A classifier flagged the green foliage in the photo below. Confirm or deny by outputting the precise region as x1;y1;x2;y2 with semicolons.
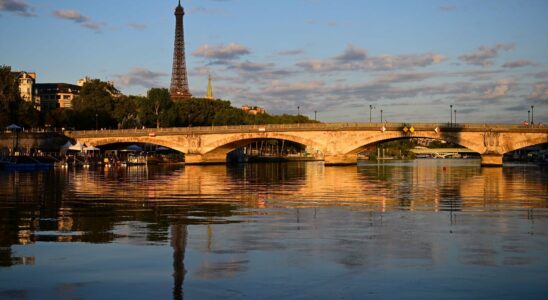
44;109;74;128
1;66;318;129
112;96;142;129
71;79;121;129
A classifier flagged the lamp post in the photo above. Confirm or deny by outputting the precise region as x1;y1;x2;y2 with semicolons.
297;106;300;116
380;109;383;123
314;110;317;121
450;104;453;127
531;105;534;124
454;109;457;125
528;110;531;124
95;113;98;131
369;105;374;123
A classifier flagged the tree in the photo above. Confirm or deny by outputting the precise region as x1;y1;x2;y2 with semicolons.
72;79;119;129
147;88;171;128
112;96;140;128
0;65;42;128
0;65;23;126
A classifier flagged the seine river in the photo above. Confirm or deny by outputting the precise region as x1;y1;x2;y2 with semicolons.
1;160;547;299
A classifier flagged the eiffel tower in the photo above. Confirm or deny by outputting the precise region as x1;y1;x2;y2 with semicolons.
170;0;192;100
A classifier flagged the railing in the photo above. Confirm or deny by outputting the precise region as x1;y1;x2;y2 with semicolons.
66;122;548;138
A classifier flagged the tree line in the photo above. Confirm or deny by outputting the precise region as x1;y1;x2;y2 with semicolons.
1;65;317;130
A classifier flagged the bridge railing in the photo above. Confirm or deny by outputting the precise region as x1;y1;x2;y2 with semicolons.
66;122;547;137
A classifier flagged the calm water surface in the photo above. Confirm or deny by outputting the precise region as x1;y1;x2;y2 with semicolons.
1;160;547;299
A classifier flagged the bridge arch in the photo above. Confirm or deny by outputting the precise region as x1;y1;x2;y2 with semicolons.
200;132;323;157
339;131;483;155
503;134;548;153
75;136;189;154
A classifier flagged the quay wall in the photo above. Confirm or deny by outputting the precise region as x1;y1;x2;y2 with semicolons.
0;132;70;154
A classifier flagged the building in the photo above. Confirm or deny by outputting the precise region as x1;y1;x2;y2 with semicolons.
169;0;192;100
241;105;266;115
76;76;92;87
34;83;81;110
12;71;36;103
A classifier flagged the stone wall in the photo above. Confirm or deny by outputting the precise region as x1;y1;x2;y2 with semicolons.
0;132;70;154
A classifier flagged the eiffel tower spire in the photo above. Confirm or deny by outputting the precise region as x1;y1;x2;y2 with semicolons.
170;0;192;100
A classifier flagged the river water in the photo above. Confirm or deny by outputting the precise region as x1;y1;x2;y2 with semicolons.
1;160;547;299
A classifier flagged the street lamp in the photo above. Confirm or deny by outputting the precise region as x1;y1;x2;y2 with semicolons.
380;109;383;123
369;105;375;123
454;109;457;125
314;110;317;121
528;110;531;124
531;105;534;125
95;113;98;131
450;104;453;127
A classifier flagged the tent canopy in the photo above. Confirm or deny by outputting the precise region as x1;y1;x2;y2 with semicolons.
68;142;84;151
127;144;143;151
84;145;100;152
6;124;22;130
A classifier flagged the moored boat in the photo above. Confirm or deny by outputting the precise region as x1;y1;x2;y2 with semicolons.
0;156;54;170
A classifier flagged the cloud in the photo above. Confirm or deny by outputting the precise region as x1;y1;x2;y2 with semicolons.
297;51;445;73
0;0;34;17
263;80;325;95
528;82;548;100
190;6;225;15
53;9;104;32
481;79;514;99
228;61;274;72
335;44;368;62
533;71;548;79
277;49;304;56
127;22;146;31
114;68;167;88
458;43;515;67
372;72;438;84
192;43;250;60
502;59;533;68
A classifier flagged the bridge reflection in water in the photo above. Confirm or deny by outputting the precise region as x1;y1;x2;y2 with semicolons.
0;161;547;298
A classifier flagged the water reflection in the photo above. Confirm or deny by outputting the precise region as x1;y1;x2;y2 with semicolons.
1;161;547;298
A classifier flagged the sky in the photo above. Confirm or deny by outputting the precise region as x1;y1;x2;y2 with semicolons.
1;0;547;124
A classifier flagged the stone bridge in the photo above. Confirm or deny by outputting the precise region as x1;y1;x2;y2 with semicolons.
65;123;548;166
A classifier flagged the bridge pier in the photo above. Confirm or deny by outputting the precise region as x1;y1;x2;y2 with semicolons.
480;154;503;167
185;154;226;165
324;154;357;166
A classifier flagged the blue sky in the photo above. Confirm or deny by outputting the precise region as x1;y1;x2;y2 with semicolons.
1;0;547;123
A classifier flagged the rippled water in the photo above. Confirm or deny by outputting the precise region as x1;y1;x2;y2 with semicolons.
1;160;547;299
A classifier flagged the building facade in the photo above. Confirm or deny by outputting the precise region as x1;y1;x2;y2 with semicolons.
34;83;81;110
241;105;266;115
12;71;37;103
